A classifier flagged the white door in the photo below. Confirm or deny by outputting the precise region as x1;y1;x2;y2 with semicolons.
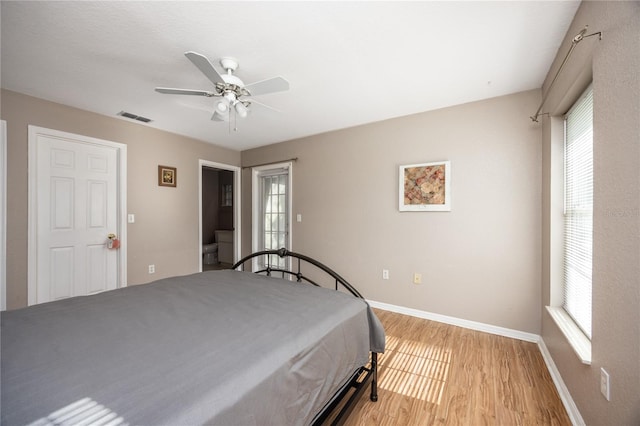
29;126;126;305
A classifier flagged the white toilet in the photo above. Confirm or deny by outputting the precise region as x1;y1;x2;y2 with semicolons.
203;242;219;265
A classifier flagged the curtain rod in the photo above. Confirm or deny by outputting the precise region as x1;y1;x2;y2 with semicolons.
242;157;298;169
530;26;602;122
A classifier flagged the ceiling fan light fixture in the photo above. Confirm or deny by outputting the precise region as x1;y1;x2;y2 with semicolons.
224;91;237;103
216;100;228;113
234;101;248;118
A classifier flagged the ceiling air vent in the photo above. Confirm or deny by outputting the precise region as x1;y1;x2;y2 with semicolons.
117;111;153;123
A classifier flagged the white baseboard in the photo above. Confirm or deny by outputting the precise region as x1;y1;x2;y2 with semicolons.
367;299;539;342
367;299;583;426
537;339;585;426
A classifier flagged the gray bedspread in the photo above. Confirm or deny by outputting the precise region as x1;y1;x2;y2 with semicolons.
1;270;385;425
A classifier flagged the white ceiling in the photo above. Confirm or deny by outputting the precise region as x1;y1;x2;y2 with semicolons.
1;1;580;151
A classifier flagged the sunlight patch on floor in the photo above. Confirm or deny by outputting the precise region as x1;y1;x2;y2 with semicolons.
378;334;451;404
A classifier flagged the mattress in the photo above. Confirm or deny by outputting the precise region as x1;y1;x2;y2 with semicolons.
1;270;384;425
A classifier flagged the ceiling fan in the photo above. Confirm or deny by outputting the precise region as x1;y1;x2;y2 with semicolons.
155;51;289;123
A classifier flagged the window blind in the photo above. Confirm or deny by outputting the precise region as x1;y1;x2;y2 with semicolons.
563;85;593;339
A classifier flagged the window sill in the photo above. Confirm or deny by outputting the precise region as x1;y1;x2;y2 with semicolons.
546;306;591;365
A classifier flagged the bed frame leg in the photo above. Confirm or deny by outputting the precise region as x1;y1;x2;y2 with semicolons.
370;352;378;402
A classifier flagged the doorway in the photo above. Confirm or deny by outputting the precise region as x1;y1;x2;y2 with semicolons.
198;160;241;272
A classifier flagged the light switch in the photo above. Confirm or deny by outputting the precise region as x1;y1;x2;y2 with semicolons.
128;214;135;223
297;214;302;222
600;368;610;401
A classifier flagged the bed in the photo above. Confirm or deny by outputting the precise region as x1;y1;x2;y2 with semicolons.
1;249;385;425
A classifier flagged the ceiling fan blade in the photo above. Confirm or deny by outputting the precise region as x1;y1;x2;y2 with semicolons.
245;76;289;96
211;110;228;122
185;51;225;86
246;98;281;113
155;87;216;97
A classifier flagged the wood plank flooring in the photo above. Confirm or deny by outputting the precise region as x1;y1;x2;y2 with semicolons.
341;309;571;425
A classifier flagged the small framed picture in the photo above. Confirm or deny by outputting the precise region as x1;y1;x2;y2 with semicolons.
399;161;451;211
158;165;177;187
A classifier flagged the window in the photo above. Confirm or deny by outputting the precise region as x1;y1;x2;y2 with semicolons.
221;184;233;207
261;172;288;252
563;85;593;339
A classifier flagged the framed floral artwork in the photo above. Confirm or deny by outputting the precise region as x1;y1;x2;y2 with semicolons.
399;161;451;211
158;165;177;187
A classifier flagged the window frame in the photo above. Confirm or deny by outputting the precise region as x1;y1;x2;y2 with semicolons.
546;84;594;365
251;162;293;272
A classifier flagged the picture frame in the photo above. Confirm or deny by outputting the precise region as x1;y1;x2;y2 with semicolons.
158;165;177;187
399;161;451;211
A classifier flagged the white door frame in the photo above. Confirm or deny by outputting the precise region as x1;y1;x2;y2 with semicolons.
251;161;293;270
198;159;241;271
28;126;127;305
1;121;6;310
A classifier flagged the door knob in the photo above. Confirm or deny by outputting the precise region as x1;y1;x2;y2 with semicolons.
107;233;120;249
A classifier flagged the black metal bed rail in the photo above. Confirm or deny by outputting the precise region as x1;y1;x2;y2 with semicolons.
310;352;379;426
231;248;364;299
231;248;379;424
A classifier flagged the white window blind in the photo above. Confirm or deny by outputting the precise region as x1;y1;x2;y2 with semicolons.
563;85;593;339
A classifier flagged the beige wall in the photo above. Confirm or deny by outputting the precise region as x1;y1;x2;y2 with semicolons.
540;2;640;424
242;90;542;334
1;89;240;309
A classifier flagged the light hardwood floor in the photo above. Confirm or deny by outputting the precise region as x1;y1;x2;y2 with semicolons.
342;309;571;425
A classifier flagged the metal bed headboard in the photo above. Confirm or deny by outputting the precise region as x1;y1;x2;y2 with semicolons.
232;248;379;425
231;248;364;299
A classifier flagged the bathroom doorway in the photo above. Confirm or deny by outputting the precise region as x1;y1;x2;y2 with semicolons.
198;160;241;272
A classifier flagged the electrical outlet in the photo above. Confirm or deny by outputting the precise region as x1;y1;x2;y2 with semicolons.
148;264;155;274
600;368;610;401
382;269;389;280
413;273;422;284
